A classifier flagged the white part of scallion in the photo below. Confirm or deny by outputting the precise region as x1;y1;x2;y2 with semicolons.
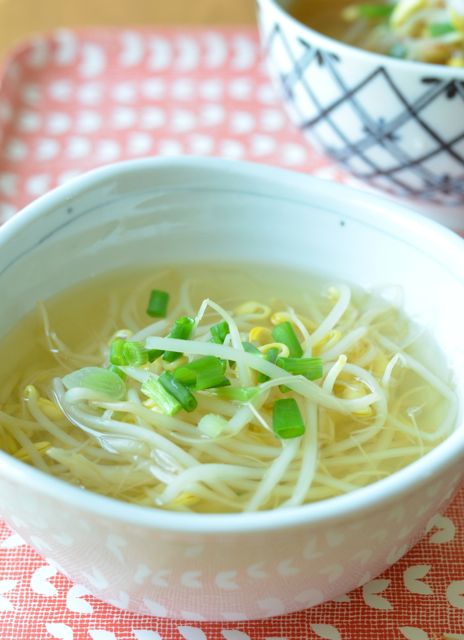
198;414;228;438
62;367;126;400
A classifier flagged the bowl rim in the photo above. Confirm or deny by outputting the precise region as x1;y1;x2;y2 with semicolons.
0;155;463;534
259;0;464;80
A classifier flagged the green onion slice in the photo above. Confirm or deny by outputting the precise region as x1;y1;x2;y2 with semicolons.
210;321;229;344
216;386;259;402
358;3;395;18
159;371;198;412
147;289;170;318
110;339;149;367
276;356;323;380
213;378;232;388
272;398;305;439
258;347;280;383
272;322;303;358
174;356;227;390
141;376;181;415
241;341;262;355
123;341;148;366
429;21;456;37
198;414;228;438
109;365;126;380
109;338;126;366
63;367;126;400
147;349;163;363
163;317;195;363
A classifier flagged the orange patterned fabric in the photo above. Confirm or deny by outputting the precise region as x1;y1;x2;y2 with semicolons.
0;28;463;640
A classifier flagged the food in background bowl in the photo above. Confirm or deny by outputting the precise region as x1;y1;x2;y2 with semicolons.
0;264;456;513
290;0;464;65
257;0;464;210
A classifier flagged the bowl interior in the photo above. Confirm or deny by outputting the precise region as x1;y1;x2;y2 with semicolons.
0;158;463;500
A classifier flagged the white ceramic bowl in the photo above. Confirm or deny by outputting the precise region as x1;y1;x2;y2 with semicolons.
257;0;464;206
0;157;463;621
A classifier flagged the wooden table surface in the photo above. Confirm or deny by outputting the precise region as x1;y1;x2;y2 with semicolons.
0;0;256;59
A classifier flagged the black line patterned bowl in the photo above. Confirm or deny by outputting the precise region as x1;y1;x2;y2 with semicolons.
257;0;464;206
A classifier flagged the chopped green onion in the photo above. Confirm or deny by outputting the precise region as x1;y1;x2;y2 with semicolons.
159;372;198;412
216;386;259;402
272;398;305;439
357;3;395;18
141;376;181;415
146;289;169;318
276;356;323;380
109;338;126;366
123;341;148;366
198;414;228;438
210;321;229;344
110;339;149;366
109;365;126;380
197;374;230;390
163;316;195;363
272;322;303;358
242;341;267;379
258;347;280;383
148;349;163;363
266;347;280;361
429;22;455;37
62;367;126;400
241;341;262;355
174;356;227;390
214;378;231;388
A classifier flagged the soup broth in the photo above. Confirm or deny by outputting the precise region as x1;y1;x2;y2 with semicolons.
289;0;354;41
0;264;456;513
288;0;464;66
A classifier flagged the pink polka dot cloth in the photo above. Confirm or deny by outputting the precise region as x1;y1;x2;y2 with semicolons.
0;27;463;640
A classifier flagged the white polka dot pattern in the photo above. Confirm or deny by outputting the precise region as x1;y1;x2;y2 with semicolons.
0;28;339;226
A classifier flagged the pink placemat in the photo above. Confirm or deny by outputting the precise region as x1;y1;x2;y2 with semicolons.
0;27;463;640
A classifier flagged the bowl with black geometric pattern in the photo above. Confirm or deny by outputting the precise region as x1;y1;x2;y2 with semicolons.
257;0;464;207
